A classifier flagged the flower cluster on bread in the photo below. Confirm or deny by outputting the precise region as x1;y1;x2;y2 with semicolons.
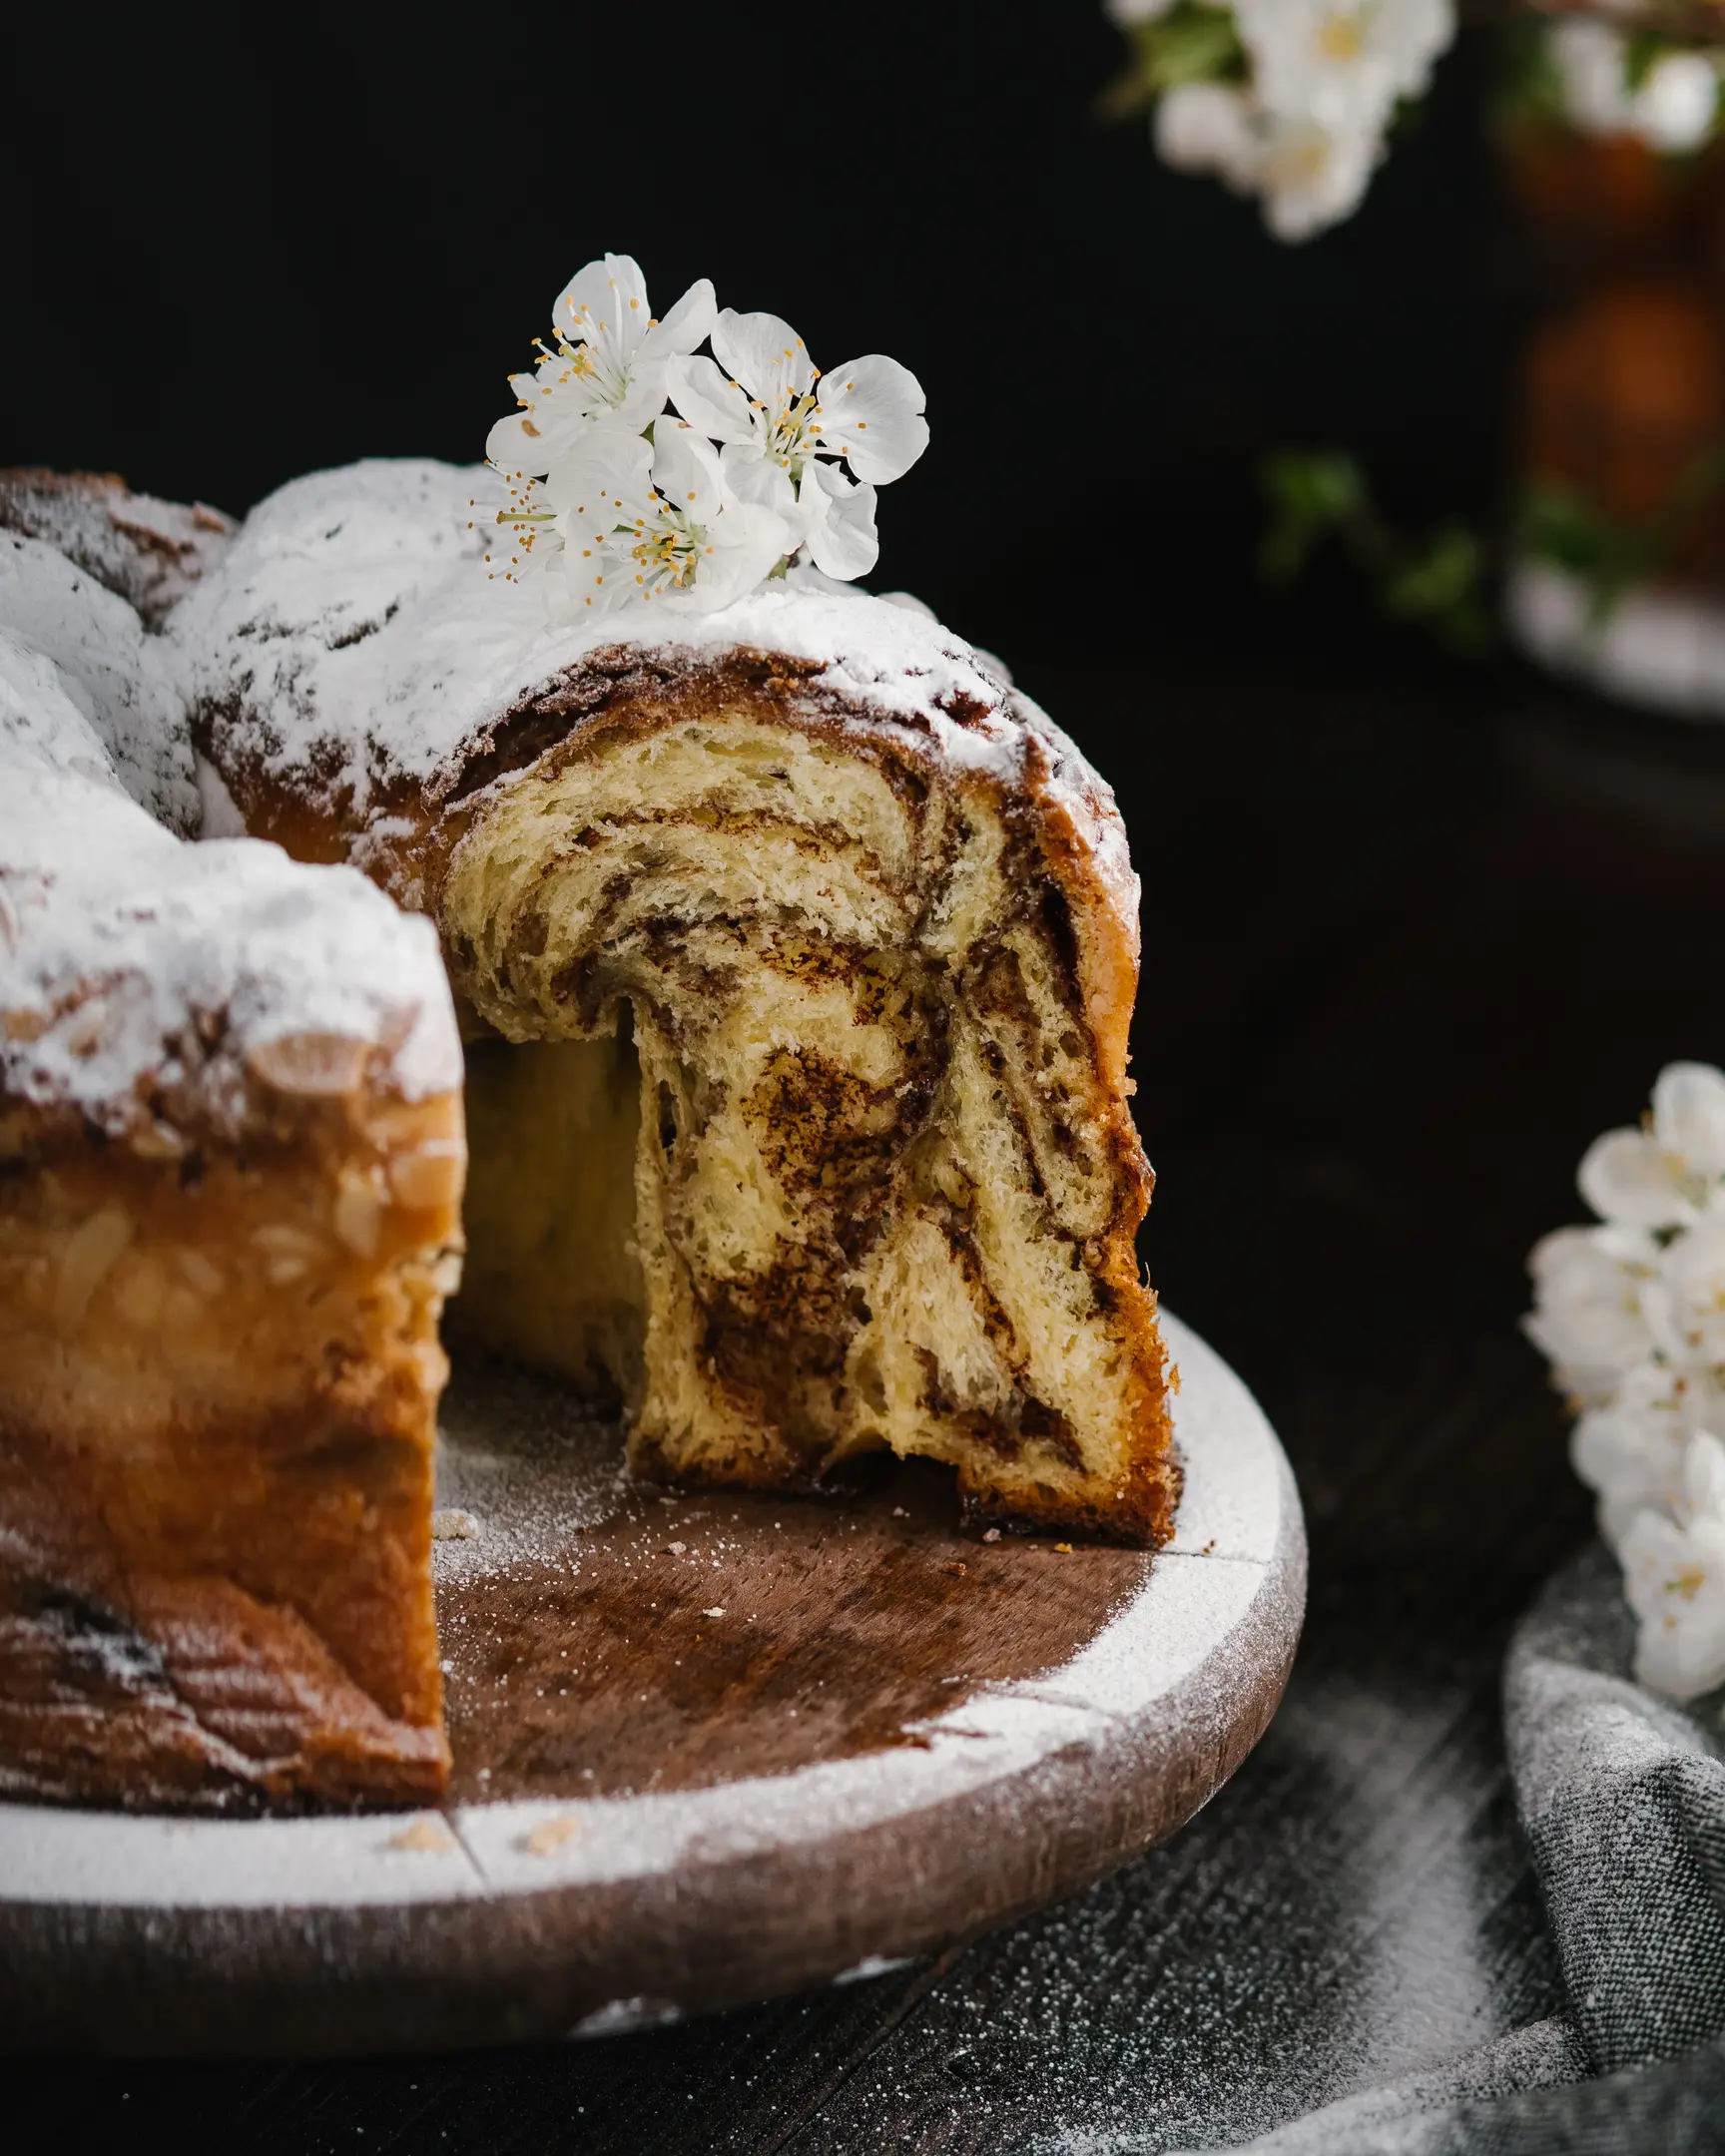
1527;1062;1725;1700
478;254;928;617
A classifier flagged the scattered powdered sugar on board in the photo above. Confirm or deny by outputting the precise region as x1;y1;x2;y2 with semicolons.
431;1359;641;1582
0;1305;1304;2102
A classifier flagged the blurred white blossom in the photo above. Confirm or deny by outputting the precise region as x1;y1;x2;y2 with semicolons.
1156;82;1265;194
1549;20;1722;157
1235;0;1453;136
1578;1061;1725;1229
1525;1223;1660;1407
1256;109;1382;241
1572;1358;1725;1550
1622;1433;1725;1700
1129;0;1457;243
1526;1061;1725;1702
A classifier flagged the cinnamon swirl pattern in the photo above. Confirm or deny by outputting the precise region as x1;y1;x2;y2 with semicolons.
181;462;1177;1544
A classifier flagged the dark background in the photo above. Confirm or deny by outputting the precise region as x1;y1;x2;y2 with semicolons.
5;3;1505;677
14;6;1725;2148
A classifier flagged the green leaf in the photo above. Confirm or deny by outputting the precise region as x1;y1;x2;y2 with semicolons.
1623;31;1674;97
1259;451;1367;581
1099;1;1246;120
1517;443;1725;626
1259;448;1494;653
1385;527;1491;650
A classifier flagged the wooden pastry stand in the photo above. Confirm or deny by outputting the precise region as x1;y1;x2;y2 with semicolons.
0;1313;1302;2055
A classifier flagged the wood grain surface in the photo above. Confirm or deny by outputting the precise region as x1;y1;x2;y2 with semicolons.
0;1314;1301;2056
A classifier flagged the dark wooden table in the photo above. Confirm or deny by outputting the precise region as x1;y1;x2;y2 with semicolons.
17;656;1724;2152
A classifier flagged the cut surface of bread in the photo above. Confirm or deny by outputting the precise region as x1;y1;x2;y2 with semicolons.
0;456;1176;1817
179;461;1179;1546
436;692;1170;1538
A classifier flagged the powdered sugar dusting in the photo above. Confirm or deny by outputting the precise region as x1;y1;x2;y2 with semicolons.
1;531;198;833
0;584;460;1134
0;468;237;631
169;459;1138;930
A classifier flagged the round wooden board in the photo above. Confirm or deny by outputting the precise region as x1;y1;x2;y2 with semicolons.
0;1313;1304;2055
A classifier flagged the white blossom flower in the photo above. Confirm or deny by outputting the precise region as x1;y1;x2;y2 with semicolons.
486;255;716;478
467;465;557;586
1572;1355;1725;1551
1255;109;1383;242
666;307;927;584
1550;20;1722;157
1234;0;1456;137
1578;1061;1725;1230
1154;79;1382;242
1105;0;1178;21
482;256;924;613
1621;1431;1725;1699
542;420;793;618
1644;1212;1725;1371
1525;1222;1662;1407
1155;83;1265;195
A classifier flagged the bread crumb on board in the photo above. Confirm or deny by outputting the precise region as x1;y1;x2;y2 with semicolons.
387;1817;457;1854
525;1814;582;1857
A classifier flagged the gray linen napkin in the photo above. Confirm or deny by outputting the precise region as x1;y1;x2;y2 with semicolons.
1203;1543;1725;2154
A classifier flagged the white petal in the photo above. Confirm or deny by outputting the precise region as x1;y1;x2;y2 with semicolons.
1256;111;1380;243
545;426;653;532
813;354;929;486
1635;53;1720;156
640;277;718;362
666;355;760;447
1685;1432;1725;1520
712;309;817;403
1653;1063;1725;1180
721;443;800;525
568;252;652;360
1578;1128;1693;1229
1572;1389;1681;1512
1155;83;1263;193
607;365;674;431
663;501;791;615
800;463;878;582
1659;1215;1725;1365
552;255;643;343
1635;1608;1725;1701
650;423;724;523
486;412;553;477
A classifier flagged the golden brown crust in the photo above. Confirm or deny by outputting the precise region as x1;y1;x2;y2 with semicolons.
0;1070;463;1811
